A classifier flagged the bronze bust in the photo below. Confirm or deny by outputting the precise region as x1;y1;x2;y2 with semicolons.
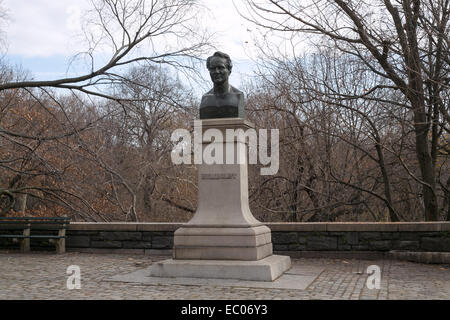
199;52;245;119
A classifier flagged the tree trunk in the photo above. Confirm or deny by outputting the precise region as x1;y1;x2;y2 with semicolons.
13;193;27;214
412;103;438;220
374;143;399;221
404;1;439;220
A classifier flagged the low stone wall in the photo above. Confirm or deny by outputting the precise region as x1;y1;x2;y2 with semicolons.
1;222;449;257
269;222;450;252
66;223;177;254
67;222;450;254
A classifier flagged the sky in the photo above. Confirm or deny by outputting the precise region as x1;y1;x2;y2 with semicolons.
1;0;259;91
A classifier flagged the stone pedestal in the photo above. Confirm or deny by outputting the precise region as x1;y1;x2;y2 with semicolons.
151;118;291;281
151;255;292;282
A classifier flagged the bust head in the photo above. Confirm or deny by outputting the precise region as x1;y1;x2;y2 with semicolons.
206;51;232;87
206;51;233;72
199;51;245;119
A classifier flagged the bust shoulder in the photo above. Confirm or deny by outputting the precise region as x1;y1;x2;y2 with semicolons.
199;85;245;119
203;86;244;97
229;85;244;96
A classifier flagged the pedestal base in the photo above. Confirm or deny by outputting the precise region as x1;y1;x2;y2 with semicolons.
150;255;291;282
173;225;273;260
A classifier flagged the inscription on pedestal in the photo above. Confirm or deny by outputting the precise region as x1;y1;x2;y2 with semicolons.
201;173;237;180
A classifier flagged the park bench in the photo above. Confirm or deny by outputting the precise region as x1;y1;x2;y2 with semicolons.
0;217;70;254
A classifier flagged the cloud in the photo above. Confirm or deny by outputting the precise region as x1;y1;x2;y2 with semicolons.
3;0;256;58
2;0;258;88
3;0;89;57
204;0;255;60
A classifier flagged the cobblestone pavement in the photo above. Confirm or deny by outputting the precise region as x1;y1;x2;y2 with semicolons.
0;252;449;300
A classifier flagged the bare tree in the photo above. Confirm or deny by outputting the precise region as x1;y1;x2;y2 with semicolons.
78;65;197;221
0;0;211;219
242;0;449;220
244;53;406;222
0;0;210;97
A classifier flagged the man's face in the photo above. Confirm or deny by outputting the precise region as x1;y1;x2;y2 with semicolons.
208;57;230;85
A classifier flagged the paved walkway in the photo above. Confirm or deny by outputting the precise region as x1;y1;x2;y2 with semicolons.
0;252;449;300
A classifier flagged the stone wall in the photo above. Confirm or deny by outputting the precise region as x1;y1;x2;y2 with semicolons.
1;222;449;256
268;222;450;253
66;223;176;253
61;222;450;254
